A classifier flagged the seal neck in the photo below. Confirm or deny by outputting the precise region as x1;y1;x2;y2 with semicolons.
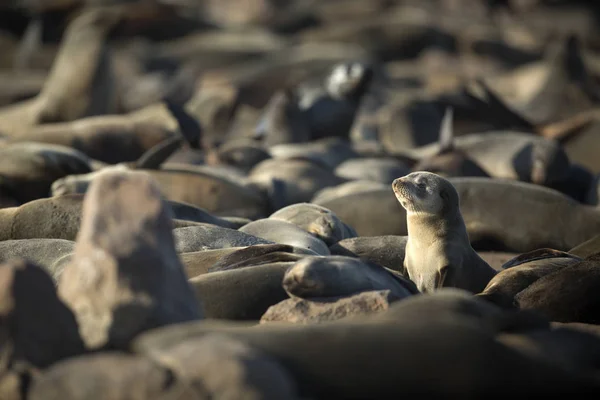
406;211;469;245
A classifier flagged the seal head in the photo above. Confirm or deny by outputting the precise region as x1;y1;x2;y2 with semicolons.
392;171;458;217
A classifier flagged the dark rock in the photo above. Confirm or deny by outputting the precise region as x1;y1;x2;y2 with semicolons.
261;290;402;324
57;169;201;350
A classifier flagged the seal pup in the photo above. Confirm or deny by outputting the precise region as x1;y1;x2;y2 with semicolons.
269;202;356;246
392;172;496;293
318;177;600;252
282;256;417;299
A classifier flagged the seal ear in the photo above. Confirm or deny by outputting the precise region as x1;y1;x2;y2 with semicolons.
439;188;449;201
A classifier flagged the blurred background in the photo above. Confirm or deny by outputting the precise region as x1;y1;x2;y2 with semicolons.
1;0;600;173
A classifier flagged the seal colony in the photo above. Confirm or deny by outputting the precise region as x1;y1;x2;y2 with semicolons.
2;1;600;399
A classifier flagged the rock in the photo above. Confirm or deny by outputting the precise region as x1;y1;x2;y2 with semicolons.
0;259;84;400
146;334;299;399
260;290;402;324
57;169;201;350
28;352;187;400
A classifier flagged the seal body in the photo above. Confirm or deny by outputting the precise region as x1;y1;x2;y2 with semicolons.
392;171;496;293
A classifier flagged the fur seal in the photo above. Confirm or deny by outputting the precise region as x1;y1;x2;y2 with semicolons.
239;219;330;256
329;235;408;273
282;255;417;299
180;244;305;279
513;252;600;324
393;132;570;186
133;291;600;398
477;249;583;309
9;102;180;164
269;202;356;246
0;7;121;137
249;157;346;208
311;179;387;204
314;183;406;237
208;140;270;174
334;157;410;183
393;172;496;293
53;165;269;220
0;238;74;281
0;142;92;203
172;224;274;253
478;251;522;271
410;107;489;178
253;88;311;146
189;262;294;320
0;193;229;241
269;137;359;170
317;177;600;252
569;234;600;259
301;62;374;140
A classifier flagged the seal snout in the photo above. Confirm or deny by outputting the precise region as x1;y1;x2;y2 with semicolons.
392;177;414;206
282;262;325;298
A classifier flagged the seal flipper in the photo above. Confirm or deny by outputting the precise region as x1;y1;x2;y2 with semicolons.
134;136;184;170
136;99;204;169
436;265;450;289
164;99;203;149
437;107;454;155
467;79;536;132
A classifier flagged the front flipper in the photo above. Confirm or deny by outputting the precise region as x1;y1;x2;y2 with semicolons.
436;264;451;288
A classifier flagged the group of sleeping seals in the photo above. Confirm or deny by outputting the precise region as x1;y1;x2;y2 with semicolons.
4;1;600;398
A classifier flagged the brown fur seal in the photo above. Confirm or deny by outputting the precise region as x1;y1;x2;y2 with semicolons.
0;193;224;241
282;255;417;299
477;249;583;309
392;171;496;293
0;142;92;203
8;102;179;164
0;7;121;137
132;290;600;398
513;252;600;324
